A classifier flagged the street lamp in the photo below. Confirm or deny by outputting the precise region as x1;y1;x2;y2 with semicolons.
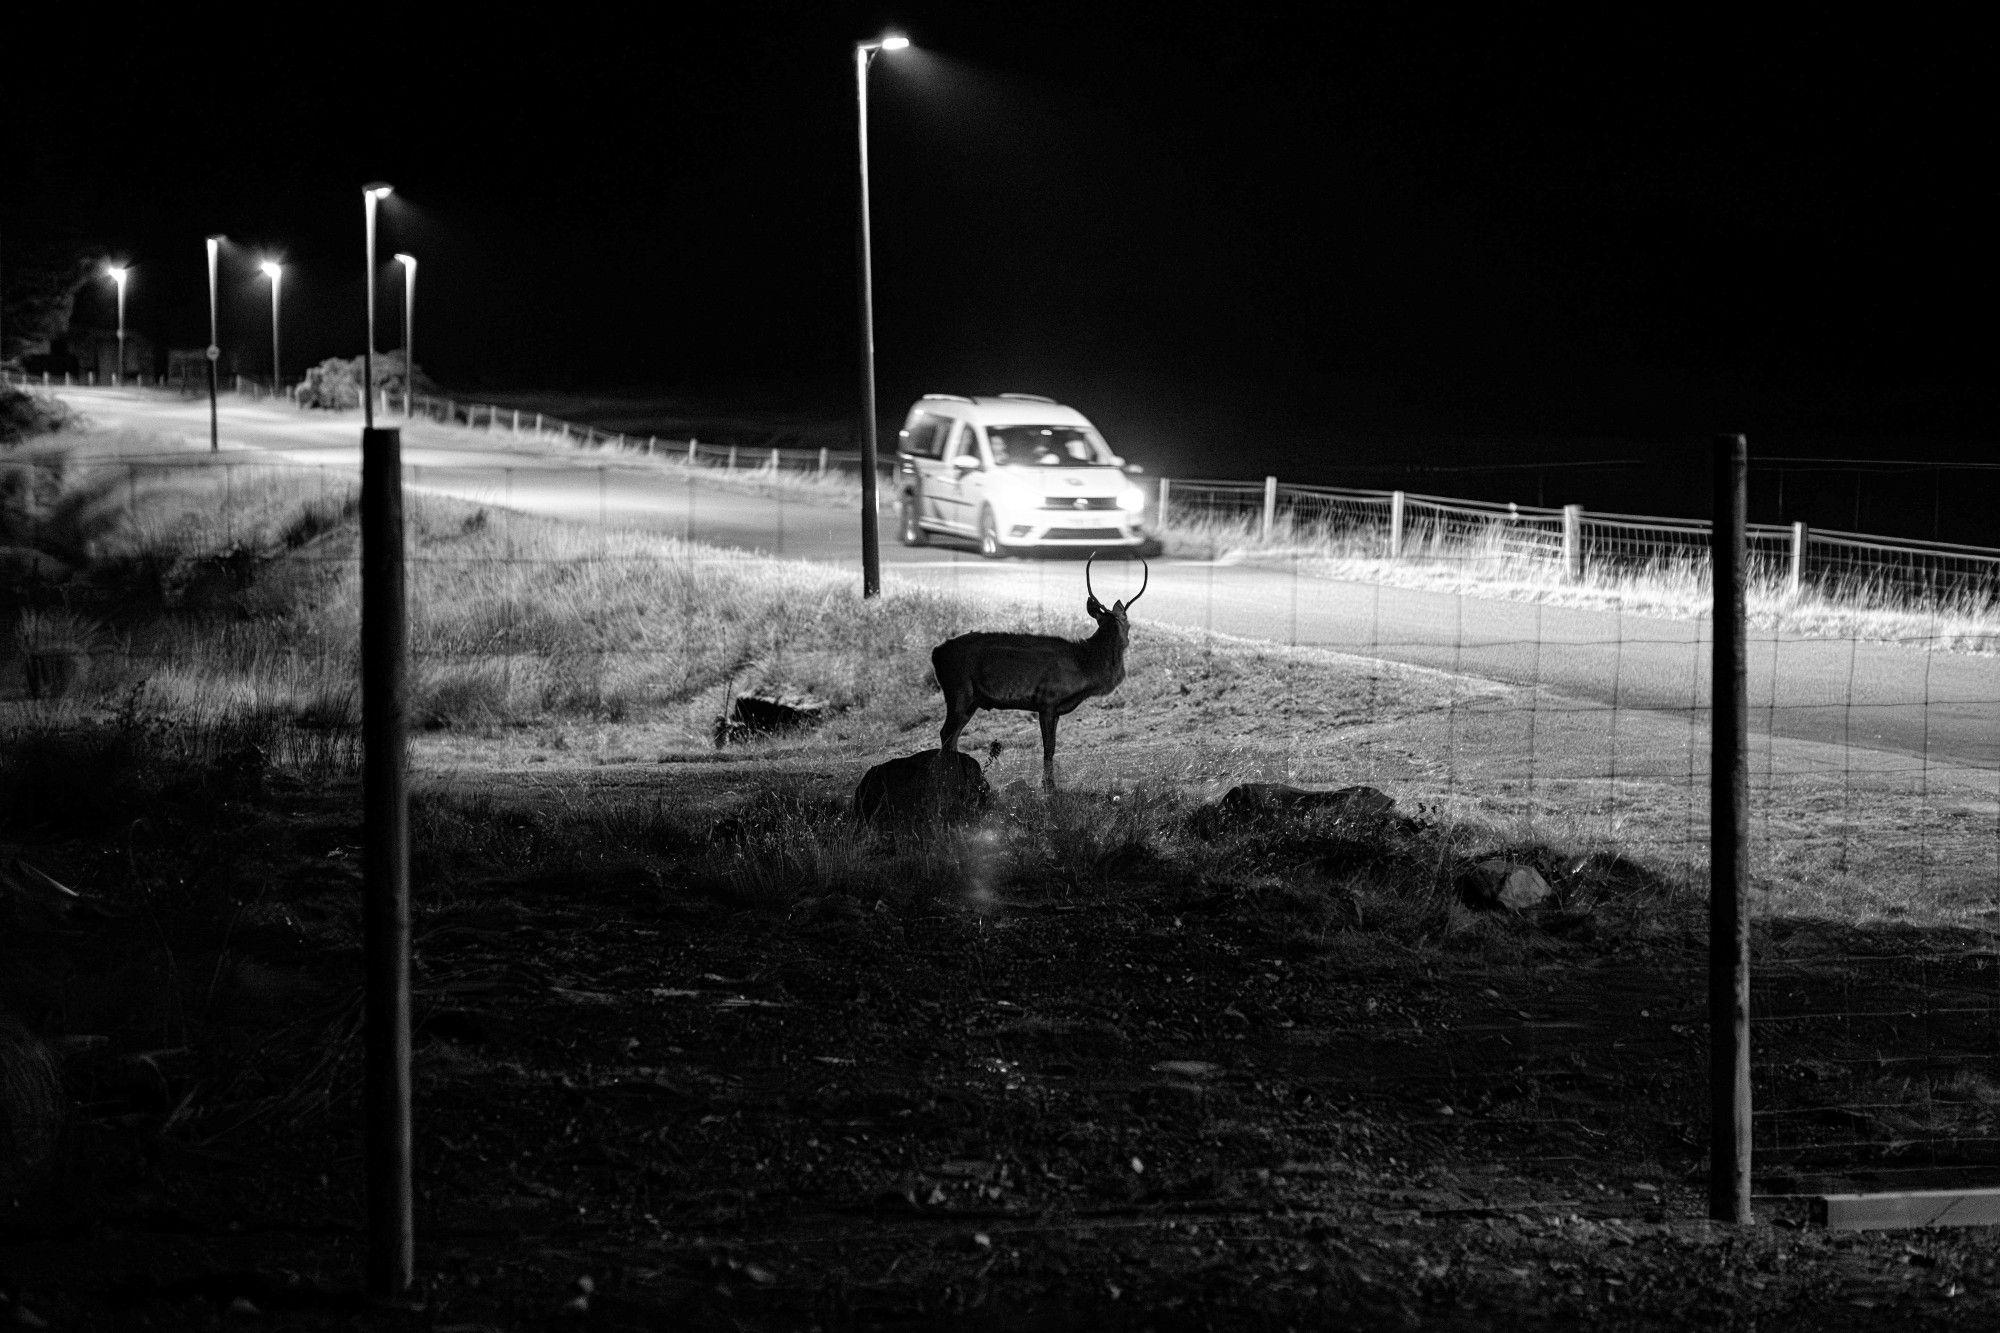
394;253;416;417
105;265;129;385
854;30;910;598
363;183;393;428
205;235;223;451
260;261;283;399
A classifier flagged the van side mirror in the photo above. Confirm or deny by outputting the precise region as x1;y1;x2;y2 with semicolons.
950;454;981;472
1124;463;1145;474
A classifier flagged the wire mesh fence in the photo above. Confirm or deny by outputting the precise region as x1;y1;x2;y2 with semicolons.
3;390;1998;1204
1165;476;2000;614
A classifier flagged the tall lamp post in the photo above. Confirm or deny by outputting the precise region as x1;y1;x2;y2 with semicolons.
363;183;393;427
394;253;416;417
259;261;283;398
106;265;129;384
853;31;909;599
204;236;223;451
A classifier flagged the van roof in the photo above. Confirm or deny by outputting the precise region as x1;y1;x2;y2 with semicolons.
916;394;1096;428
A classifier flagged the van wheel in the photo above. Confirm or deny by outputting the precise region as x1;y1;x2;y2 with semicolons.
899;494;927;547
978;506;1011;559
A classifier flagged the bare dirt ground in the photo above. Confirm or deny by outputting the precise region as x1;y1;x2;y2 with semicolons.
6;642;1999;1330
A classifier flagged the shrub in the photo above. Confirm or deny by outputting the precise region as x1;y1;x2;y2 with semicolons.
295;357;361;411
294;351;436;411
0;387;75;444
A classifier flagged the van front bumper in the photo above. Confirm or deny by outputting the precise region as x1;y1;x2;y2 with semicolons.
1002;518;1147;548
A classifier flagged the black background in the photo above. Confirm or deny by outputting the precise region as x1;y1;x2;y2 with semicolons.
4;4;1992;526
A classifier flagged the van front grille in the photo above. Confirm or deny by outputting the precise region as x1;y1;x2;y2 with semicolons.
1040;526;1127;540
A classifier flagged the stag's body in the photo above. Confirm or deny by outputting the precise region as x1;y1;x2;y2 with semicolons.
932;555;1145;791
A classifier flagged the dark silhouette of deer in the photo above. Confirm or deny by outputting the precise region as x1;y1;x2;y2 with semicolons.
932;553;1148;791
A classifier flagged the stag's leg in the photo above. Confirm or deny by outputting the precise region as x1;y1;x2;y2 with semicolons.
940;696;976;756
1038;713;1063;790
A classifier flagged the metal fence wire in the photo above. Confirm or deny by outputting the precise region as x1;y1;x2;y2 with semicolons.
3;382;1998;1204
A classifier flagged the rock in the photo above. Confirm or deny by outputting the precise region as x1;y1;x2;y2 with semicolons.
853;749;990;826
713;687;830;747
1216;783;1396;827
1458;858;1554;912
0;1012;61;1191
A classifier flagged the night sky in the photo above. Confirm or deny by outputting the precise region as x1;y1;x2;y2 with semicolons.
5;5;1993;492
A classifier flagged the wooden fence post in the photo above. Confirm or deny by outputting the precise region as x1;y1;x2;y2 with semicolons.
359;423;412;1294
1562;504;1584;583
818;447;829;476
769;447;781;473
1709;432;1752;1226
1261;475;1278;542
1157;477;1172;527
727;445;738;473
1788;521;1807;597
1389;490;1406;559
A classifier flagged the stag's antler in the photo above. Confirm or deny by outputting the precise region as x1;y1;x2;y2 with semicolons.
1086;551;1148;607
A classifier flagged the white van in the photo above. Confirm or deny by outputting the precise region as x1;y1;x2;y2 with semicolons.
894;394;1148;557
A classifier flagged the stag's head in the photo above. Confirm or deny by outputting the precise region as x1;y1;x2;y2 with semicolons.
1084;552;1148;646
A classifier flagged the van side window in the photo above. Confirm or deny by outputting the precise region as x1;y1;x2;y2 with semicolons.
946;421;978;464
898;412;949;459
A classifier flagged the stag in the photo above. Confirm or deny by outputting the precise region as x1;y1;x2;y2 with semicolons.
932;553;1148;791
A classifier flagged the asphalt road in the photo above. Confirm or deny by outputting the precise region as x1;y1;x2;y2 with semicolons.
46;386;2000;773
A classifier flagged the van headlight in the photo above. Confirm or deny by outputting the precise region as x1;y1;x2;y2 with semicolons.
1117;486;1147;513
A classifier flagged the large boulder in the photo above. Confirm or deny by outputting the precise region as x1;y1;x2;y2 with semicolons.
1217;783;1396;828
1457;858;1554;912
854;749;990;826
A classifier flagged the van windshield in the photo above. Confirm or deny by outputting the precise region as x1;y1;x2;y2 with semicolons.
987;425;1113;468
